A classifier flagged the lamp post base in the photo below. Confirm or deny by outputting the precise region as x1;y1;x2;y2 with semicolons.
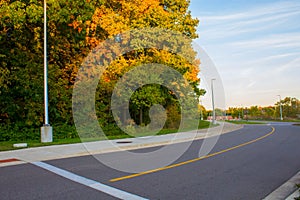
41;125;53;143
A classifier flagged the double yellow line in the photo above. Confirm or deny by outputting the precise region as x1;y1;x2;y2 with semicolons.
110;126;276;182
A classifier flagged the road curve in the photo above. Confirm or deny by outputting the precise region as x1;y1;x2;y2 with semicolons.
0;123;300;199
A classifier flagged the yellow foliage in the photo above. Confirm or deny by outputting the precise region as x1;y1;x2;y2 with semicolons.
82;0;201;94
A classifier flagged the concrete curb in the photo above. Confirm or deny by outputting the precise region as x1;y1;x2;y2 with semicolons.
286;189;300;200
263;171;300;200
0;122;243;166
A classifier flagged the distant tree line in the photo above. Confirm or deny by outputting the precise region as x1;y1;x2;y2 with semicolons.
206;97;300;121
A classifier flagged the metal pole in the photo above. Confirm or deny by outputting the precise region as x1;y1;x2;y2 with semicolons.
278;95;283;121
211;79;216;124
44;0;49;125
41;0;52;143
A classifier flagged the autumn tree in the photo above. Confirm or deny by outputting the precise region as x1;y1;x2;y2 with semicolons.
0;0;203;141
83;0;202;127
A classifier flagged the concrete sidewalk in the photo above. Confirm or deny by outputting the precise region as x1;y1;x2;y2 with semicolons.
0;122;242;166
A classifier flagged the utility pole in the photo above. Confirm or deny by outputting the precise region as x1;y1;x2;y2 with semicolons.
41;0;52;143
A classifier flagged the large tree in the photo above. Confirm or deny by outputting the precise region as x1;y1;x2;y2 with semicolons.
83;0;201;127
0;0;202;139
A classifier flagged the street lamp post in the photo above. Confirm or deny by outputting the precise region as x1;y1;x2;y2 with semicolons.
41;0;53;143
211;79;216;124
277;95;283;121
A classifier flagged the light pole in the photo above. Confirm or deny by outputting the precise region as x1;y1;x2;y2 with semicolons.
41;0;53;143
277;95;283;121
211;79;216;124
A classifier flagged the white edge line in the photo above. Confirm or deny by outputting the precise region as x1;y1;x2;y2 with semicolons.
32;161;148;200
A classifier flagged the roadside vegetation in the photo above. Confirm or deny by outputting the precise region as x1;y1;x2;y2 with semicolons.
225;120;266;125
224;97;300;121
1;0;298;151
0;0;207;147
203;97;300;123
0;120;212;151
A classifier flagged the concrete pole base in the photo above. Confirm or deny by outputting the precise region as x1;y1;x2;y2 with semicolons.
41;125;53;143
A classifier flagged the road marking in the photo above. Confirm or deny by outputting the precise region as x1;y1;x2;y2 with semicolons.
110;126;276;182
32;161;148;200
0;158;20;163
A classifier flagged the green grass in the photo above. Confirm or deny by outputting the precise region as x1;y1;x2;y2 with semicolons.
257;119;300;122
0;120;213;151
225;120;266;125
295;184;300;200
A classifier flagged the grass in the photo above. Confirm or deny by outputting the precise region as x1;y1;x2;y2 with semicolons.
225;120;266;125
256;119;300;123
0;120;213;152
295;184;300;200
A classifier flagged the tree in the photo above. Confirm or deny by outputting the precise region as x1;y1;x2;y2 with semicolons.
0;0;103;138
275;97;300;119
227;107;240;119
84;0;201;128
198;104;208;120
0;0;202;140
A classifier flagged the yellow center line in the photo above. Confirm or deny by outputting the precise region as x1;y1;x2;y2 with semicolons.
110;126;276;182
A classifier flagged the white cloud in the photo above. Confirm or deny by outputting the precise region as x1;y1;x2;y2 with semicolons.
197;1;300;41
193;1;300;108
198;1;300;23
275;57;300;72
231;33;300;50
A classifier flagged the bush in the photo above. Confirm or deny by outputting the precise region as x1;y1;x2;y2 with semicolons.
0;123;78;142
0;123;39;141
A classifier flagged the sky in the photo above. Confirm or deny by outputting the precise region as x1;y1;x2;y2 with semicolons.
189;0;300;109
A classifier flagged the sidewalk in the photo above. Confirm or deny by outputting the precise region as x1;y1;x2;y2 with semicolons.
0;122;242;166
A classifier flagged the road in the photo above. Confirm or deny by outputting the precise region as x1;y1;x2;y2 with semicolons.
1;123;300;199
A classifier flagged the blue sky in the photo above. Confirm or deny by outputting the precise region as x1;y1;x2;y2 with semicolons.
189;0;300;109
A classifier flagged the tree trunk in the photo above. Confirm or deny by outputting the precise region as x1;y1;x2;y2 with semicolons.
139;109;143;125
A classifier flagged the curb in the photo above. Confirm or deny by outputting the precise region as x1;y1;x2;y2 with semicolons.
263;171;300;200
286;189;300;200
0;158;26;167
0;122;243;165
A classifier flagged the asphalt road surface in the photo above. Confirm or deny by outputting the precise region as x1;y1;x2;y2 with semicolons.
1;123;300;199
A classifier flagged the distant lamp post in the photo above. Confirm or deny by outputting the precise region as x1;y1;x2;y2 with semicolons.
41;0;53;143
211;79;216;124
277;95;283;121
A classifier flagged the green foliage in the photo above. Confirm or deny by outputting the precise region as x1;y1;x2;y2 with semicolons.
225;120;266;125
275;97;300;119
0;0;202;142
225;97;300;120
